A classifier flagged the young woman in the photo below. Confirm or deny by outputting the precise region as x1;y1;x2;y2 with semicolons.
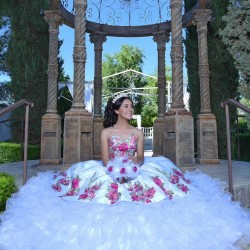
0;94;250;250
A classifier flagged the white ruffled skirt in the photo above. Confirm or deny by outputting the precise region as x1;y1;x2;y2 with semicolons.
0;156;250;250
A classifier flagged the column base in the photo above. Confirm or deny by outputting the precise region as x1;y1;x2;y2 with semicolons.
39;158;62;164
164;111;194;167
152;117;164;157
196;158;220;164
40;113;61;165
93;117;104;160
63;109;93;166
197;113;219;164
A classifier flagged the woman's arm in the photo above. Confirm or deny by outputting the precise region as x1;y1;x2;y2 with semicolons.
130;129;144;165
101;129;110;167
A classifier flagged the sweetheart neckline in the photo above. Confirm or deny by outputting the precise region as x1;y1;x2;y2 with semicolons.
110;134;135;141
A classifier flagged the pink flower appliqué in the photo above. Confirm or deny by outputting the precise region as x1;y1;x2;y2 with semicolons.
153;176;163;187
170;174;180;184
52;182;62;192
72;177;80;189
108;166;113;172
106;182;120;204
173;168;191;184
79;184;101;201
63;176;81;197
177;183;189;193
120;167;126;174
59;178;70;185
118;142;129;152
152;176;174;200
133;166;138;172
128;182;156;204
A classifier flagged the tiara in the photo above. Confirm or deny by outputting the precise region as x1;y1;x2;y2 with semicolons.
112;93;128;103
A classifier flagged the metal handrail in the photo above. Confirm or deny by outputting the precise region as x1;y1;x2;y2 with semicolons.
220;99;250;196
0;99;34;184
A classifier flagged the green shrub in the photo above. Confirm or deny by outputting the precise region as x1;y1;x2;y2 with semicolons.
0;173;18;212
0;143;21;163
0;142;40;164
232;134;250;162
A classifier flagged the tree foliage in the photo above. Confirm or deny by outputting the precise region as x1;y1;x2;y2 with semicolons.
1;0;50;143
184;0;239;158
0;0;67;143
219;0;250;80
102;45;146;115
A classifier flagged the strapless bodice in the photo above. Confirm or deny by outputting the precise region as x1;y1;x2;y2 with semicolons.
108;134;137;159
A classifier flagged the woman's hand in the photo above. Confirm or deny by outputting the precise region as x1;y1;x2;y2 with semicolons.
129;156;143;166
116;177;130;184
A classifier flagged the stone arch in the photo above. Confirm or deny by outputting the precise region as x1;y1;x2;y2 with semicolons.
40;0;219;167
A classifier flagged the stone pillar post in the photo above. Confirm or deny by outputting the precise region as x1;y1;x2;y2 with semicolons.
152;32;170;156
170;0;185;110
162;0;194;166
63;0;93;166
192;9;219;164
90;32;107;159
40;11;63;164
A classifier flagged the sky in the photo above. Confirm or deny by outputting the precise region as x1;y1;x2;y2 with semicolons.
59;24;186;82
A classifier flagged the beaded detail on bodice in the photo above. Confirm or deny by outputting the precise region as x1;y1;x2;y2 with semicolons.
108;135;137;160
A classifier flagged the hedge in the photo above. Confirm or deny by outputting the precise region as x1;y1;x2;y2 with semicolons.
0;172;18;212
233;134;250;162
0;142;40;164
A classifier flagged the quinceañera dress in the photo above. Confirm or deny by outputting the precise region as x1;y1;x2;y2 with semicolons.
1;135;250;250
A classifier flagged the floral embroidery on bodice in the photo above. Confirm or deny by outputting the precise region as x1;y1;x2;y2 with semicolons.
108;134;137;160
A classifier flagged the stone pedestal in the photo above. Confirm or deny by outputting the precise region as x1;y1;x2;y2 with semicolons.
164;111;194;167
93;117;103;160
152;117;165;156
63;110;93;166
197;114;219;164
40;114;62;164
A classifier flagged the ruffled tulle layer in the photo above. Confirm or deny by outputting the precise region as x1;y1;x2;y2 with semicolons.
1;169;250;250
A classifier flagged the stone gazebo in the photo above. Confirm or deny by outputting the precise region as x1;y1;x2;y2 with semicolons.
40;0;219;167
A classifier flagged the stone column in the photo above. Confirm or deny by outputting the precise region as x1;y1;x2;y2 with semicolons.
163;0;194;166
192;9;219;164
40;11;63;164
152;32;170;156
63;0;93;166
90;32;107;159
170;0;185;110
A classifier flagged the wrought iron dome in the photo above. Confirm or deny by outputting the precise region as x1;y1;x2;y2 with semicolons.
49;0;209;37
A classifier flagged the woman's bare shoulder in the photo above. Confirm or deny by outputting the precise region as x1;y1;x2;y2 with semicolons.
101;127;113;137
131;127;144;138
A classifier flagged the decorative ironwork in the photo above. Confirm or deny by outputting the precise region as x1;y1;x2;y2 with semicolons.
60;0;185;26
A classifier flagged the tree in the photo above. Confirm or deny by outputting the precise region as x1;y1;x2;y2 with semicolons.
184;0;239;158
219;0;250;81
102;44;146;115
1;0;67;144
140;67;171;127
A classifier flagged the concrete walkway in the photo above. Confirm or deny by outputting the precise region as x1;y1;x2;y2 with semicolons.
1;154;250;207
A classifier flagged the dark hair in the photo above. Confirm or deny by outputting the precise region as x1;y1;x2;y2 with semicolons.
103;96;133;128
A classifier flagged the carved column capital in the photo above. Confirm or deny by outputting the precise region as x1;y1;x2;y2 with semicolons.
153;32;170;50
170;45;184;62
90;33;107;49
192;9;212;32
73;46;87;62
170;0;182;8
44;10;63;31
